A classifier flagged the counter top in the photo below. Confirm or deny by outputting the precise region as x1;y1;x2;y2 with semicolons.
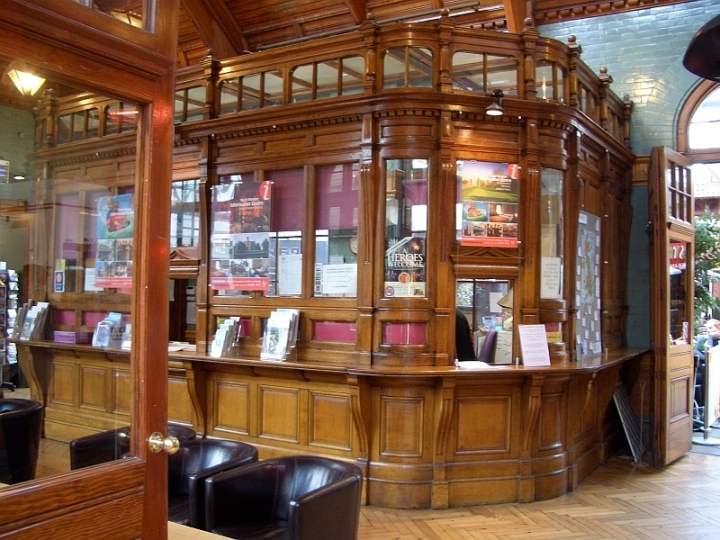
15;340;647;377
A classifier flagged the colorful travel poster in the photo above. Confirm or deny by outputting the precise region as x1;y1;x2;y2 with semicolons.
210;181;272;292
458;161;520;248
95;194;134;289
384;236;426;297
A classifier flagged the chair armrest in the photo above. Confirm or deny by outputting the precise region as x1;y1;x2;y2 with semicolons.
288;475;361;540
187;453;257;528
204;461;284;531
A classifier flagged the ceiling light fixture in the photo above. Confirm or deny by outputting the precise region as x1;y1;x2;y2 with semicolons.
7;68;46;97
485;90;504;117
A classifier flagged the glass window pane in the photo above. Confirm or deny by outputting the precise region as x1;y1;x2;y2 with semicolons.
119;103;138;133
669;241;690;344
73;0;145;28
241;74;261;111
220;78;240;115
384;159;427;298
174;90;185;122
104;104;119;134
185;86;207;122
57;114;71;143
316;62;338;100
383;48;406;89
689;87;720;149
408;47;433;88
540;169;564;299
341;56;364;96
87;108;99;138
291;64;314;103
556;67;565;103
536;61;553;101
455;279;513;363
452;51;484;92
170;180;200;249
314;164;359;298
486;55;518;96
262;71;284;108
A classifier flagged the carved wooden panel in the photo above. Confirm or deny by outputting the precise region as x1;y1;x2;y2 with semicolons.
379;396;424;458
50;359;76;406
455;396;511;454
670;376;691;421
79;366;106;412
539;392;566;452
168;375;194;425
309;393;352;451
258;385;301;443
211;378;250;436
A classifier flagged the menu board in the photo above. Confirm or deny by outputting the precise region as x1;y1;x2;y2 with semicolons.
384;236;426;297
210;181;272;292
458;161;520;248
95;194;134;289
575;211;602;359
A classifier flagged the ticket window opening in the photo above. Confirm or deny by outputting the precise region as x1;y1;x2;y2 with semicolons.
455;279;513;364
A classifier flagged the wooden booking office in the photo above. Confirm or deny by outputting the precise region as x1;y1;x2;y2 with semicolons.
9;16;680;510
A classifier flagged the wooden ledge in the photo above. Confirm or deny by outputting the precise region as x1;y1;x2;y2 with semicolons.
15;340;646;378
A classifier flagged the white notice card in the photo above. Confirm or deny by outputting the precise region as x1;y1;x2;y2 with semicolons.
518;324;551;366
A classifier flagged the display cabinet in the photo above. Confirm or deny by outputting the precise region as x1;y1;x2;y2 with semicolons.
17;17;645;509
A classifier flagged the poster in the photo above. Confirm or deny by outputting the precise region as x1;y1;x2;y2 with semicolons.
458;161;520;248
95;194;134;289
210;181;272;293
384;236;426;297
575;211;602;359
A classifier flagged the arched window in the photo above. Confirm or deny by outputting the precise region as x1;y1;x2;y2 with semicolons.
677;80;720;216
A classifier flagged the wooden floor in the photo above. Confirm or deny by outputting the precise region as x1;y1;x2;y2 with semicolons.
27;438;720;539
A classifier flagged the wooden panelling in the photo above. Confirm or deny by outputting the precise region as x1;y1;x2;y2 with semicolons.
669;376;691;421
168;375;195;426
79;366;106;411
538;393;565;452
210;378;250;436
258;385;301;443
455;396;511;454
50;359;76;406
112;368;131;415
379;396;424;458
309;393;352;451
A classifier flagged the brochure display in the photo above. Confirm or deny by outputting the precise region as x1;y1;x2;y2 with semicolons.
261;309;299;361
458;160;521;248
94;194;134;289
210;181;273;293
384;236;426;297
575;211;602;359
0;264;19;383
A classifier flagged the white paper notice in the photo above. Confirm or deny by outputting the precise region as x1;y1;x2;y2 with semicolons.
321;264;357;296
278;254;302;296
494;330;513;364
84;268;103;292
541;256;562;299
519;324;551;366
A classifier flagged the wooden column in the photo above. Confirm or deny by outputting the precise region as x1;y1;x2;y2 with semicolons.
566;35;582;108
565;129;581;361
195;136;212;353
519;117;541;330
522;18;538;100
200;54;220;119
438;11;453;94
623;94;633;149
598;66;613;131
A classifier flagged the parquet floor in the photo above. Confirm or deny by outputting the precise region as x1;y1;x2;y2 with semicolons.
358;454;720;540
26;437;720;539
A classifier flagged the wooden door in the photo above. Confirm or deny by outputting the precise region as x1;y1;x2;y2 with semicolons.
649;147;695;466
0;1;177;538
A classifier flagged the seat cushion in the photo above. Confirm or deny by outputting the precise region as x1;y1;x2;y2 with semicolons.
167;496;190;525
212;521;290;540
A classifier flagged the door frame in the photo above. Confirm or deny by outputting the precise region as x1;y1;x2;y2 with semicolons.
649;146;695;466
0;1;177;538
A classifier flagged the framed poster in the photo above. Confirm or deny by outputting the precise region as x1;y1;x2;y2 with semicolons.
575;211;602;359
458;160;521;248
94;194;134;289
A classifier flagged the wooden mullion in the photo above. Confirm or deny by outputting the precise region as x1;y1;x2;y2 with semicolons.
303;164;315;300
483;53;488;94
405;46;410;87
552;63;558;101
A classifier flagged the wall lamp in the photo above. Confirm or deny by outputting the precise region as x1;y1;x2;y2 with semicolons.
5;65;46;97
485;90;504;117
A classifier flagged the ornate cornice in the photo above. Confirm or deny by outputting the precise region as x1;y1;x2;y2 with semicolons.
47;146;136;167
535;0;692;25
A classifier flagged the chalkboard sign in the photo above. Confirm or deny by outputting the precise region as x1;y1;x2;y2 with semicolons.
613;384;643;462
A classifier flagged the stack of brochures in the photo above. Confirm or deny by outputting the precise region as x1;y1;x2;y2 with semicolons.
16;301;50;341
210;317;245;358
260;309;299;361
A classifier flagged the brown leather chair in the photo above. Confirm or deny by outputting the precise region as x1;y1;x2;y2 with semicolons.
0;398;43;484
168;438;258;528
69;423;197;470
204;456;362;539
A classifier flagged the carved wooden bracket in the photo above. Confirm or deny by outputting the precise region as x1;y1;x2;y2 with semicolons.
523;374;544;453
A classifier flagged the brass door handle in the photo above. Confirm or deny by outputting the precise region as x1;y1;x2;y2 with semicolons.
147;432;180;455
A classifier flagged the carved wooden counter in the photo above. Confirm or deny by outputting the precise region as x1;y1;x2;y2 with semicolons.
16;340;645;509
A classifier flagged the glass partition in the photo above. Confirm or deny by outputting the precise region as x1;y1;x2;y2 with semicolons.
73;0;147;29
314;164;359;298
452;52;518;96
384;47;433;89
384;159;428;298
170;180;200;249
540;169;564;299
669;241;691;345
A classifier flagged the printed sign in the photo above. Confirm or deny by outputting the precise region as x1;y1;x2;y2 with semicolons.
95;194;134;289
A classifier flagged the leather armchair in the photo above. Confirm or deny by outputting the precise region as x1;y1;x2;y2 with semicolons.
69;423;196;470
0;398;43;484
205;456;362;540
168;438;258;528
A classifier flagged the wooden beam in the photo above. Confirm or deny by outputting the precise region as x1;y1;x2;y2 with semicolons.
181;0;249;58
503;0;528;32
345;0;366;24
